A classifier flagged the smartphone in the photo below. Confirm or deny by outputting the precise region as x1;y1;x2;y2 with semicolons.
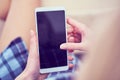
35;7;68;73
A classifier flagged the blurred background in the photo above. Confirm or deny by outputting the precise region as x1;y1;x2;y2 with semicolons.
41;0;120;27
0;0;119;36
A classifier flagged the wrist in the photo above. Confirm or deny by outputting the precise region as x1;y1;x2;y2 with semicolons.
15;71;31;80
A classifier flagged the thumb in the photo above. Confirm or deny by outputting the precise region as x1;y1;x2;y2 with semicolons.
60;43;85;51
25;30;39;72
15;30;40;80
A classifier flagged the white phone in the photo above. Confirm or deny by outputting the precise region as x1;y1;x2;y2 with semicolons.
35;7;69;73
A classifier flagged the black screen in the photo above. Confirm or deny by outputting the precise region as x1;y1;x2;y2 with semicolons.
36;10;67;69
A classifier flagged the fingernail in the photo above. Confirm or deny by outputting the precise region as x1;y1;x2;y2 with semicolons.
60;44;66;49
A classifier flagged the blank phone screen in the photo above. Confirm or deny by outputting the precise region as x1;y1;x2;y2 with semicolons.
36;10;67;69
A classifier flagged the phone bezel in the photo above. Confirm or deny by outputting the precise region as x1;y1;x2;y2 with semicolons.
35;7;69;74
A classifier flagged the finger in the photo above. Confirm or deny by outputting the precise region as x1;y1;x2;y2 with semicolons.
68;36;75;42
68;55;74;61
67;33;72;41
74;38;81;43
15;30;39;80
67;17;87;35
67;17;87;30
74;34;81;42
38;74;48;80
60;43;85;51
67;25;73;34
69;63;74;69
26;30;39;72
68;49;74;53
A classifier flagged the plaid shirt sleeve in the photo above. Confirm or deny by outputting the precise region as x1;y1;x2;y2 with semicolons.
0;37;81;80
0;37;28;80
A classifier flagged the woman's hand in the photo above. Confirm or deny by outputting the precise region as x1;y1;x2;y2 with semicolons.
15;30;74;80
60;18;92;52
15;30;48;80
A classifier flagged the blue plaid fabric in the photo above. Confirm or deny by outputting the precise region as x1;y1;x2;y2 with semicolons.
0;37;80;80
0;37;28;80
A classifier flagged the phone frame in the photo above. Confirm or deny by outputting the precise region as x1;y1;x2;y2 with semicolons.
35;7;69;73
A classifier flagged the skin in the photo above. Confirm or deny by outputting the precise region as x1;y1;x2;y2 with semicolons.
0;0;11;20
60;18;92;54
0;0;40;52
